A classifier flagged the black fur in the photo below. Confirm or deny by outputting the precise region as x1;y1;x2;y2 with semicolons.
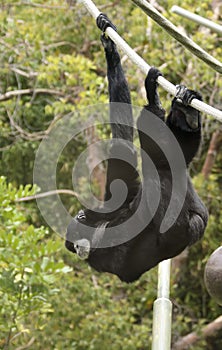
65;15;208;283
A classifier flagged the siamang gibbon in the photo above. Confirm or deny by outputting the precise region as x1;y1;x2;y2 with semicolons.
65;14;208;283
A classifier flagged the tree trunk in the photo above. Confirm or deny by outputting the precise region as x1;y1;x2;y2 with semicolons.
201;129;222;179
85;126;106;200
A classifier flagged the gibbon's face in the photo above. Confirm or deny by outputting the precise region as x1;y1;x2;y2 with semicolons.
65;209;109;260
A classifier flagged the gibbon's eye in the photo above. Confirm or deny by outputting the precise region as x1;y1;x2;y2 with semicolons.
77;210;86;221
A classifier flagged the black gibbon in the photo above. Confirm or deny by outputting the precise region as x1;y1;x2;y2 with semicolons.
65;14;208;282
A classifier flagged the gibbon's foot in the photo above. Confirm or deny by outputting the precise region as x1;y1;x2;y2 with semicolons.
145;67;162;92
96;13;117;32
175;85;202;106
144;67;165;115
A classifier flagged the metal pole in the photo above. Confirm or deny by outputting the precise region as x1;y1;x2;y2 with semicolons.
152;259;172;350
171;6;222;35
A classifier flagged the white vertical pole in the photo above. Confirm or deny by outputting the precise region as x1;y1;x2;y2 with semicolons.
152;259;172;350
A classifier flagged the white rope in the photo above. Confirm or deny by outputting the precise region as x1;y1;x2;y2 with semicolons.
132;0;222;74
80;0;222;122
171;6;222;35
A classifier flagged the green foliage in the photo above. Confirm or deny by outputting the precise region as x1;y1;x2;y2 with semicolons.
38;53;107;113
32;253;157;350
0;177;71;348
0;173;158;349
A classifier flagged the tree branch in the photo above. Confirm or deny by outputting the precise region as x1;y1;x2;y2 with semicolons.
15;189;79;202
0;39;20;55
15;337;35;350
43;41;76;51
202;128;222;179
6;1;68;10
0;88;65;102
6;109;46;141
10;67;38;78
131;0;222;74
172;316;222;350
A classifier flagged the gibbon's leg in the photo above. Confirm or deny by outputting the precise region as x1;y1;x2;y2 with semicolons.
137;67;167;177
166;87;202;166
